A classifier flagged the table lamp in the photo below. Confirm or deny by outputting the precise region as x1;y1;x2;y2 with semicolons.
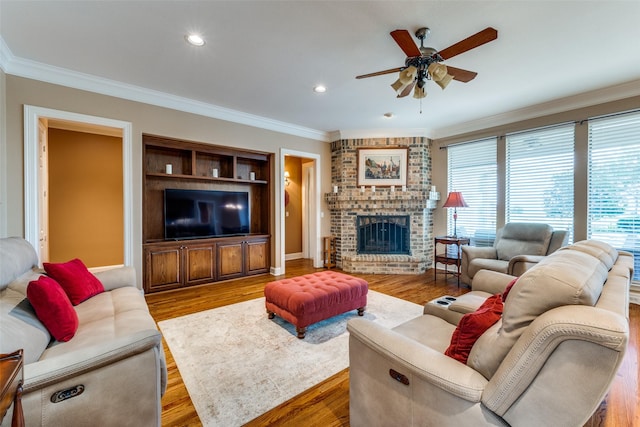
442;191;468;237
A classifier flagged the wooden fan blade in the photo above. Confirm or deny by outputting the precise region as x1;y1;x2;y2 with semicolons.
446;66;478;83
438;27;498;60
356;67;404;79
390;29;421;57
397;80;416;98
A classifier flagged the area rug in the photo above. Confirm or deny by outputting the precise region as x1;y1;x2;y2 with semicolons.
158;290;423;426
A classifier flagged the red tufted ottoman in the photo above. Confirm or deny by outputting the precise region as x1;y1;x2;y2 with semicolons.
264;271;368;338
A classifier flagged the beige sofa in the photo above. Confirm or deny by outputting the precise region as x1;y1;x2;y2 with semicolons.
348;240;633;426
460;222;568;286
0;237;167;427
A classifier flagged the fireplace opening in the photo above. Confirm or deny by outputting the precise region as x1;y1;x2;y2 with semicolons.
357;215;410;255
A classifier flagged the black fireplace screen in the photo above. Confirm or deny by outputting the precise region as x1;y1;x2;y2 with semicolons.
357;215;410;255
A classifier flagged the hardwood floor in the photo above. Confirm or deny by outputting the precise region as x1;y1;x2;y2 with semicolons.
145;259;639;427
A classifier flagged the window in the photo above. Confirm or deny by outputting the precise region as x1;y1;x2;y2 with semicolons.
506;124;575;241
447;138;497;245
588;111;640;281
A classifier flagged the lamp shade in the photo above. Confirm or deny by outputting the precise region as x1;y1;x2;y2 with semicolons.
442;192;468;208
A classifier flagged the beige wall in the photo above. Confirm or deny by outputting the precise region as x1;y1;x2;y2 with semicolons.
48;128;123;267
0;69;6;237
284;156;303;254
431;95;640;240
4;75;331;284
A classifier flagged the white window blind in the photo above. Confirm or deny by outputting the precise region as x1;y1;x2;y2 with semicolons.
506;124;575;241
447;138;497;245
588;111;640;281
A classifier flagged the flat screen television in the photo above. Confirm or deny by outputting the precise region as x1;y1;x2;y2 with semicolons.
164;189;250;240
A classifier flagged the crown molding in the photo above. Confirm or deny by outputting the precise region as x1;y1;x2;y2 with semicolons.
0;36;329;142
430;79;640;139
331;128;430;141
0;37;13;73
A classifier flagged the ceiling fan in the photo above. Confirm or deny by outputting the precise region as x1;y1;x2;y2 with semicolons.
356;26;498;99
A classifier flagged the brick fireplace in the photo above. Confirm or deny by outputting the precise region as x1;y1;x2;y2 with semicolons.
325;137;436;274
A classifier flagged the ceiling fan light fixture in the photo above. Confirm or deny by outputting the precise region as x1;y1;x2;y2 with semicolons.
435;74;453;90
428;62;453;90
413;86;426;99
391;66;417;94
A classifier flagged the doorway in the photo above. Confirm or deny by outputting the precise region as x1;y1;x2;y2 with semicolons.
24;105;133;267
280;149;322;274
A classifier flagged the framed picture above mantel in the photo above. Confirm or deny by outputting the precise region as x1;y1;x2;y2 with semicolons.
357;147;408;187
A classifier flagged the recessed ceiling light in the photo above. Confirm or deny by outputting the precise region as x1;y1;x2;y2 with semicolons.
383;112;394;118
313;85;327;93
185;34;205;46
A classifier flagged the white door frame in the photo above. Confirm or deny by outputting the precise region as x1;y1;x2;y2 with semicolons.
23;105;133;266
279;149;322;273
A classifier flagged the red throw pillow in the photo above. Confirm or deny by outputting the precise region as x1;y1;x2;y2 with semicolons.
445;294;504;364
43;258;104;305
27;276;79;342
502;277;518;302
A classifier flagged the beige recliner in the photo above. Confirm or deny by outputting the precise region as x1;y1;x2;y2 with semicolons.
348;240;632;427
460;222;568;286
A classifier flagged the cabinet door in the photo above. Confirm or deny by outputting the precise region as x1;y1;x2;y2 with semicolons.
217;241;245;280
246;238;269;275
184;243;216;286
144;245;182;292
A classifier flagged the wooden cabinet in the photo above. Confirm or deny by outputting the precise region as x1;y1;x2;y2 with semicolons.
142;134;272;293
144;240;216;293
217;236;269;281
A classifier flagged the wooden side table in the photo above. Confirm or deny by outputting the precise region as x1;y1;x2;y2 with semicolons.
0;349;24;427
434;236;470;287
323;236;337;269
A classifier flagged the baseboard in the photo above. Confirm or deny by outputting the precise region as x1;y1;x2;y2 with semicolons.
285;252;304;261
270;266;283;276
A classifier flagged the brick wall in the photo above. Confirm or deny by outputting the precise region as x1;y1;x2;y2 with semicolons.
325;136;436;274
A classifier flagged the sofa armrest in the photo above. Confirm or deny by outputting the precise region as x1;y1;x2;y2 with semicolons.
348;318;488;402
507;255;546;276
471;270;516;294
94;266;137;291
23;329;162;392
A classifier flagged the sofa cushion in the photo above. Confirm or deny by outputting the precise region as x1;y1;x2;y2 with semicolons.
27;276;79;342
40;286;158;359
495;223;553;261
44;258;105;305
561;240;618;270
445;294;503;364
0;272;51;364
0;237;39;290
469;258;509;278
467;249;607;379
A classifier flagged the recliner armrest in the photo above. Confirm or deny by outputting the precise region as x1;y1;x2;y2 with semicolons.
24;329;162;392
348;318;488;402
508;255;546;276
462;245;498;261
472;270;515;294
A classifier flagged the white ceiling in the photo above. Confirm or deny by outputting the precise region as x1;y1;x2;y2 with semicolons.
2;1;640;141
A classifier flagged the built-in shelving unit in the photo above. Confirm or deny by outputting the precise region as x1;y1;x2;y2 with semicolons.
142;134;272;293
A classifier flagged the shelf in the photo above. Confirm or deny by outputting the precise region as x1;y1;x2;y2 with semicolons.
145;172;267;184
142;134;272;292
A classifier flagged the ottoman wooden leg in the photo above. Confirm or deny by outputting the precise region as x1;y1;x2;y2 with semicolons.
357;307;365;316
267;310;275;319
296;326;307;339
